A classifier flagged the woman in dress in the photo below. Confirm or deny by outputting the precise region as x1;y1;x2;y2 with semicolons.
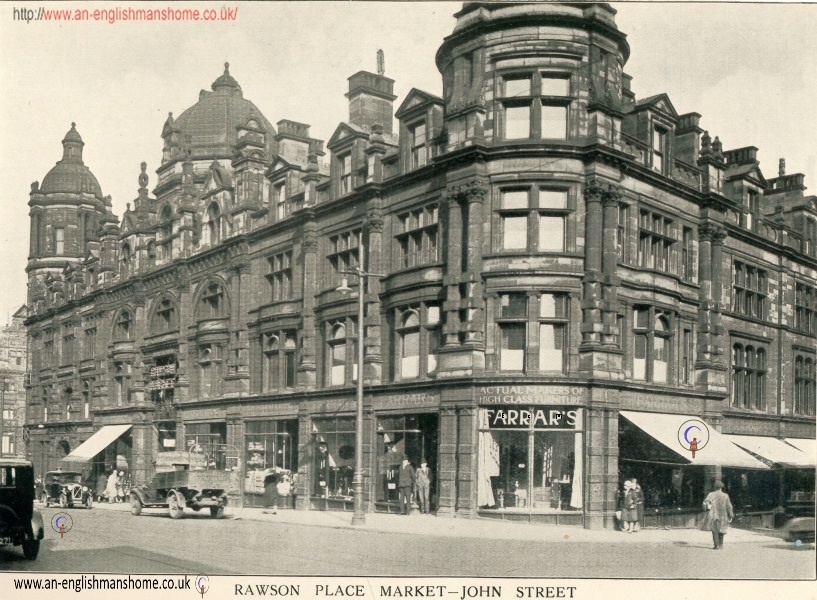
105;469;118;503
620;480;638;532
115;471;125;503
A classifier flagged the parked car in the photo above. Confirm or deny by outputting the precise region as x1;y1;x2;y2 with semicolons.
0;459;45;560
781;517;816;544
42;470;93;509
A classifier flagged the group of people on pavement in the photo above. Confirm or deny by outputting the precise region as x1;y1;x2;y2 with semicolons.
397;455;432;515
619;476;735;548
94;469;129;503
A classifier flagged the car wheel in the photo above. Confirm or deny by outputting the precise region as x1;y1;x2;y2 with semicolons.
22;540;40;560
131;494;142;516
59;494;68;508
168;492;183;519
209;506;224;519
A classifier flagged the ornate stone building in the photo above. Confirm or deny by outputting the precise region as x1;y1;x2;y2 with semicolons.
1;305;27;458
25;2;815;528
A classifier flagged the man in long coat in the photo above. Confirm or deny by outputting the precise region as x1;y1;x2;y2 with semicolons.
398;455;415;515
700;480;734;549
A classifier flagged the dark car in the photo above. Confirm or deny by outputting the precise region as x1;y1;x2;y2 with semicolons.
42;470;93;509
0;459;45;560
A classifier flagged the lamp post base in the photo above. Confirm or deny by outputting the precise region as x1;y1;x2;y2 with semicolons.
351;512;366;526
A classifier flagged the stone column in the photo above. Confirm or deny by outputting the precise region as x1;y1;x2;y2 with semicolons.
363;406;376;513
580;180;604;349
462;182;487;352
364;207;384;384
600;186;621;349
441;191;463;348
131;420;155;486
435;405;459;517
226;411;244;504
229;260;251;395
297;217;318;390
696;224;714;369
709;227;727;371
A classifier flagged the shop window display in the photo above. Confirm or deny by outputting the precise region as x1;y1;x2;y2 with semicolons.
312;417;356;498
244;420;298;507
477;407;583;512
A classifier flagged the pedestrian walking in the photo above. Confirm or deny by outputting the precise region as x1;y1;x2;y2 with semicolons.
105;469;118;503
116;471;126;502
633;478;645;531
620;480;638;532
398;455;415;515
415;459;431;514
699;480;734;549
95;472;107;503
263;470;280;514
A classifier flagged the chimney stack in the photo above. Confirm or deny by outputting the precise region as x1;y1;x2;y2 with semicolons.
346;51;397;134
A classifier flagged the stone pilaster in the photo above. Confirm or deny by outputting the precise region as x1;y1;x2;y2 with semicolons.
579;180;604;349
584;405;620;529
696;223;714;370
295;407;312;511
454;406;479;518
435;405;459;518
364;208;384;384
228;262;251;395
297;217;318;390
600;186;621;349
462;182;487;354
441;191;463;348
131;420;156;486
709;227;727;372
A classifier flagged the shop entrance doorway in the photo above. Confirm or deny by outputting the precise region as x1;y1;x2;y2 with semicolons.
376;413;438;513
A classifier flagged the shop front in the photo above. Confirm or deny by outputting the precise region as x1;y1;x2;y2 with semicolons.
61;424;133;490
243;419;299;508
476;405;584;525
618;411;768;528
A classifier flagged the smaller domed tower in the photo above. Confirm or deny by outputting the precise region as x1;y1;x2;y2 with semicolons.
27;123;108;310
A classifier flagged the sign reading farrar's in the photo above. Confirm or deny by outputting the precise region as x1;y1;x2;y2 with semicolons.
478;385;586;405
484;406;579;430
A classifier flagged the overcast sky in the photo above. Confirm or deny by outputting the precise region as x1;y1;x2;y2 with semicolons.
1;1;815;324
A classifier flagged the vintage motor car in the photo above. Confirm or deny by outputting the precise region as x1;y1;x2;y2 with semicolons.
130;451;237;519
0;459;45;560
42;470;93;509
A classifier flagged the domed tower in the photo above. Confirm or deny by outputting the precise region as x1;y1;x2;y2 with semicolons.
27;123;107;310
153;64;277;258
436;2;629;149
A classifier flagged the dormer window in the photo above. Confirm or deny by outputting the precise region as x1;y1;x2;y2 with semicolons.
746;190;759;230
339;153;352;195
652;125;668;173
274;181;287;221
500;72;570;141
409;121;427;169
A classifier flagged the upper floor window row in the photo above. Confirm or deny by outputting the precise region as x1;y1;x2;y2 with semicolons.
500;72;570;141
396;204;439;269
795;282;816;335
732;261;768;321
498;187;570;253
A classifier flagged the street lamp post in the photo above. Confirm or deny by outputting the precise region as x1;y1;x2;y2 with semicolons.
337;233;383;526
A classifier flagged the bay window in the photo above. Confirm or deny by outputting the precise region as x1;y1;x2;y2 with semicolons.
498;187;569;253
500;72;570;141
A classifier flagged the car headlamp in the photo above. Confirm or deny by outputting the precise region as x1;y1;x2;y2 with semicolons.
82;486;89;492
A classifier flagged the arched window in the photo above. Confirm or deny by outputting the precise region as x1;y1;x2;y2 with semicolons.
114;310;132;341
206;203;221;245
633;307;672;383
199;282;227;319
151;297;177;334
262;331;296;391
326;319;358;387
397;310;421;379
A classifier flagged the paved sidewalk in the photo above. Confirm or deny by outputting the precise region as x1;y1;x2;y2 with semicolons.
81;499;799;547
